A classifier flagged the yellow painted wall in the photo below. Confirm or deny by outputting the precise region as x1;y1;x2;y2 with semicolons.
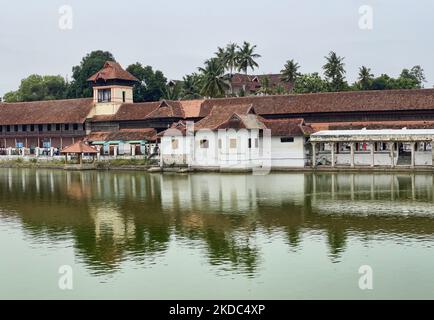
92;85;133;116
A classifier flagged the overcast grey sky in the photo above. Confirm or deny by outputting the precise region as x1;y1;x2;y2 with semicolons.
0;0;433;96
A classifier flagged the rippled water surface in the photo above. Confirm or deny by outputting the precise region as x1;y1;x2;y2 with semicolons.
1;169;434;299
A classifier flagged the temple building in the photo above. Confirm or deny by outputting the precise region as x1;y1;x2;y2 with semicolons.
2;61;434;168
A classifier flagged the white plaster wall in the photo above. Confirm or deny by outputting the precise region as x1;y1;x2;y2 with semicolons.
270;136;306;168
161;135;193;165
161;130;307;168
415;152;433;166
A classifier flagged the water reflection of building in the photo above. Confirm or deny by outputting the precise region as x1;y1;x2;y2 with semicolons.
160;173;307;212
1;170;434;274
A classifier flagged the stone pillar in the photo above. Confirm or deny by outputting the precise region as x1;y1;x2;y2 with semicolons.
432;140;434;167
131;145;136;156
113;145;118;158
389;142;395;168
35;147;39;157
311;142;317;168
410;142;416;168
370;142;375;167
50;147;54;157
331;142;335;167
350;142;355;168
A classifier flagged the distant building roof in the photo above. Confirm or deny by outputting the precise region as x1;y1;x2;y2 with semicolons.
0;98;93;125
87;61;138;83
200;89;434;117
230;73;292;93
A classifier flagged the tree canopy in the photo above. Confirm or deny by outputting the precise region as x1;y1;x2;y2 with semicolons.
1;47;430;103
126;63;168;102
67;50;115;98
3;74;67;102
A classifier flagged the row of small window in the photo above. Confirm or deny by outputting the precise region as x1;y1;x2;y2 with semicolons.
0;123;83;133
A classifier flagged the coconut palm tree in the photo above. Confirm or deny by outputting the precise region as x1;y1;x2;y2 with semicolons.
181;73;202;100
358;66;374;90
236;41;261;75
215;47;226;64
281;59;300;84
323;51;347;91
198;58;230;98
224;43;238;77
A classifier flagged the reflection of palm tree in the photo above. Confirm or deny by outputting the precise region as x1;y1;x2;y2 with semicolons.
327;229;347;261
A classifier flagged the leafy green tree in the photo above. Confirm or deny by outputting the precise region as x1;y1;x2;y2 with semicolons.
236;41;261;75
409;65;426;86
323;51;347;91
126;63;168;102
273;84;288;95
357;66;374;90
180;73;203;100
2;91;21;103
3;74;67;102
370;74;394;90
198;58;229;98
67;50;115;98
399;66;426;88
292;73;328;93
280;59;300;84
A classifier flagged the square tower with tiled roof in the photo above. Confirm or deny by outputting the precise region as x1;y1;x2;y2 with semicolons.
87;61;138;116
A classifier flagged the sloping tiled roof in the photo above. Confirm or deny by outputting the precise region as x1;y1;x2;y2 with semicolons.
85;129;157;142
200;89;434;117
179;99;204;118
194;104;255;130
87;61;138;82
61;141;98;154
0;98;93;125
145;100;185;119
111;102;161;121
262;118;313;136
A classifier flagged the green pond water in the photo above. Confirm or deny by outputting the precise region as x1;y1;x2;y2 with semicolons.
0;168;434;299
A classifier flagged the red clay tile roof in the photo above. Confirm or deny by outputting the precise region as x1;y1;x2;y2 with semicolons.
158;121;189;137
262;118;313;136
0;98;93;125
179;99;204;118
200;89;434;117
145;100;185;119
87;61;138;82
111;102;160;121
194;104;255;130
61;141;98;153
85;129;157;142
90;114;116;122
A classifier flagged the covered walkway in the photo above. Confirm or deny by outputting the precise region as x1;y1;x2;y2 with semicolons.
310;129;434;168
